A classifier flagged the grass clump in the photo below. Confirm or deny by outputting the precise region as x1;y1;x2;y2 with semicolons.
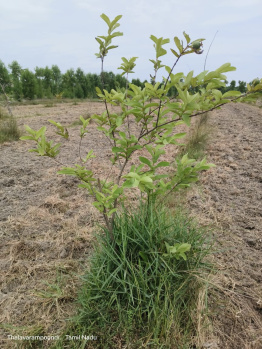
0;115;21;143
179;113;211;160
55;203;212;348
0;107;9;120
44;102;57;108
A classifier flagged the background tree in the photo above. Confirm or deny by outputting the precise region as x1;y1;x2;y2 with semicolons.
102;71;115;91
43;66;53;98
85;73;95;98
0;61;11;93
51;65;62;95
34;66;45;98
8;61;23;101
62;68;76;98
237;80;247;93
115;73;128;91
21;69;37;99
8;60;22;80
131;77;145;89
85;73;102;98
91;73;102;94
229;80;236;90
75;68;87;98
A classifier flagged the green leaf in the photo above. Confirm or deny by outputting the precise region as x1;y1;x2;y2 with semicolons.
100;13;111;27
170;48;179;58
222;91;242;98
107;45;118;50
212;89;223;100
139;156;151;167
112;147;125;153
126;172;140;180
35;126;46;139
216;63;236;74
150;35;158;44
173;132;186;139
20;136;35;141
174;36;183;53
155;161;170;168
191;38;205;45
110;15;122;29
176;243;191;253
164;242;191;260
144;102;159;109
109;31;123;39
254;83;262;91
96;87;102;95
95;37;104;45
182;114;190;126
24;125;36;136
183;31;190;44
184;71;194;86
140;176;153;183
108;208;117;216
162;38;170;45
165;66;171;74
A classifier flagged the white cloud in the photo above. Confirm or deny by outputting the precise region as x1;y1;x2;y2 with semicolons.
75;0;104;12
217;0;262;7
0;0;52;30
0;0;261;83
203;10;262;26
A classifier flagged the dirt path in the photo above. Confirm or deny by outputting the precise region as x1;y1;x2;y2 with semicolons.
0;101;261;348
187;102;262;348
0;101;112;348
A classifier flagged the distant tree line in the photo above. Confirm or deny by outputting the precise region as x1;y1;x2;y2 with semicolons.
168;79;248;97
0;59;251;101
0;60;146;101
159;77;248;98
219;80;247;93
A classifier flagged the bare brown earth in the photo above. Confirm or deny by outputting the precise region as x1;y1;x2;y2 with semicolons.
188;102;262;349
0;100;261;348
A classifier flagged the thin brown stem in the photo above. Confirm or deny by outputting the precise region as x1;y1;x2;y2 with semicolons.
97;178;114;241
78;137;83;163
100;55;117;152
155;46;189;129
125;73;131;138
139;92;249;141
117;158;128;185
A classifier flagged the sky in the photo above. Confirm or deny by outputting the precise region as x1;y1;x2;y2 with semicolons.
0;0;261;84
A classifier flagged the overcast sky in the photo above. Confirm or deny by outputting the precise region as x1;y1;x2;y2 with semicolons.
1;0;261;84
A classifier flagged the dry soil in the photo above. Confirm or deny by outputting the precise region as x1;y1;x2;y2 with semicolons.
0;100;261;348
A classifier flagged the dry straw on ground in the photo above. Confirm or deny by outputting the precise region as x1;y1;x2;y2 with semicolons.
0;100;261;348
